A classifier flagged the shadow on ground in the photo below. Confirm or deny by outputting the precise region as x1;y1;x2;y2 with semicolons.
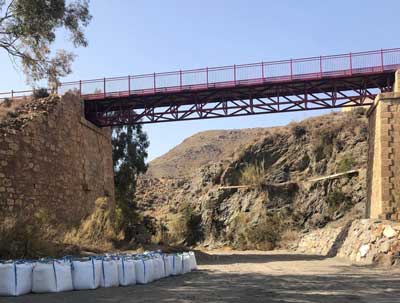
2;253;400;303
195;251;327;265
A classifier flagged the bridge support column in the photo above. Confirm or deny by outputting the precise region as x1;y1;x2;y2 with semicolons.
367;71;400;219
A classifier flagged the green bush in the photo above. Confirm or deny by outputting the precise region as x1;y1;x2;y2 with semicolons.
336;154;356;172
313;129;335;161
167;202;203;246
32;88;50;99
292;125;307;138
326;189;352;216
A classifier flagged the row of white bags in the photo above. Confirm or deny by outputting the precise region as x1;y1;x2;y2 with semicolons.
0;252;197;296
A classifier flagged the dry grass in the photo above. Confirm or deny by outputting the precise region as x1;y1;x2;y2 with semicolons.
64;197;120;251
239;160;265;188
227;212;284;250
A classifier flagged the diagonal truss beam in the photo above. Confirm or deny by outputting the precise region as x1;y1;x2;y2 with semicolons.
85;73;394;126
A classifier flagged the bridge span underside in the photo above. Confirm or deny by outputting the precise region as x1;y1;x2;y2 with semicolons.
85;71;395;127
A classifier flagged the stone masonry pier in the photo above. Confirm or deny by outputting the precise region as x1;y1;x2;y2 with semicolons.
367;71;400;219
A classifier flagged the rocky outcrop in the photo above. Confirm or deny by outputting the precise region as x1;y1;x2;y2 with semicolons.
297;219;400;266
137;109;369;249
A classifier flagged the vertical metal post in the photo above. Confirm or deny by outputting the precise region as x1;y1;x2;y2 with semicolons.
261;62;264;80
11;90;13;99
180;70;182;90
103;78;106;98
153;73;156;93
290;59;293;80
234;64;236;84
319;56;323;78
79;80;82;97
206;67;209;88
381;49;384;72
128;75;131;95
349;52;353;75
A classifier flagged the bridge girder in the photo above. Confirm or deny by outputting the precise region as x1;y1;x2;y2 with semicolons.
84;72;394;127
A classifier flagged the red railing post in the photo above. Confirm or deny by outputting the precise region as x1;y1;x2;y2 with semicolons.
128;75;131;95
234;64;236;84
153;73;156;93
381;49;384;72
103;78;106;98
349;52;353;75
261;62;264;80
79;80;82;97
319;56;323;78
290;59;293;80
206;67;209;88
180;70;182;90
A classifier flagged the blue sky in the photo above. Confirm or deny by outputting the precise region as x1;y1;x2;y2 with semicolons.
0;0;399;161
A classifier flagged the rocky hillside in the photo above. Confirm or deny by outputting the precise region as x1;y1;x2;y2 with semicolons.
147;128;270;179
136;108;369;249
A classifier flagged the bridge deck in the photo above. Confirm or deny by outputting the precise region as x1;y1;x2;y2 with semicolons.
1;48;400;126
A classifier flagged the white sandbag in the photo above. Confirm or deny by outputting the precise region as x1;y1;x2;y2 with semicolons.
151;256;164;280
32;260;73;293
172;254;183;276
163;255;174;277
71;259;102;290
54;260;73;292
0;262;33;296
189;251;198;270
117;258;136;286
182;253;191;274
135;259;154;284
100;259;119;288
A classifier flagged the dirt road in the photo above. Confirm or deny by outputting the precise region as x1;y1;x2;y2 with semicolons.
2;250;400;303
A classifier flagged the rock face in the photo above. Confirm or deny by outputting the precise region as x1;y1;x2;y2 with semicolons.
297;219;400;266
0;93;115;258
137;109;369;249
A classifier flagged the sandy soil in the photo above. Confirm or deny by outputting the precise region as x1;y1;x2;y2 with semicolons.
2;250;400;303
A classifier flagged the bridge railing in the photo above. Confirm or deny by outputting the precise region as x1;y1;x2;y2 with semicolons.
1;48;400;103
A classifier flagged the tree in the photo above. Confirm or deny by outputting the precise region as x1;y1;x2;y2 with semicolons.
0;0;91;86
112;125;149;240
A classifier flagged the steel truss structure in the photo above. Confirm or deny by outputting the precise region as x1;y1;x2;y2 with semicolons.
1;48;399;126
85;72;394;126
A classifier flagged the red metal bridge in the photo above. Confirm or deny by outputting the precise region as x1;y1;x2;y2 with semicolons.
1;48;400;126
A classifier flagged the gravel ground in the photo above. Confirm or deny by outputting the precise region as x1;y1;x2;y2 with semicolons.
2;250;400;303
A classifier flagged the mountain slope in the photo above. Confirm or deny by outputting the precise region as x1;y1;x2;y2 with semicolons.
137;108;369;249
147;128;271;178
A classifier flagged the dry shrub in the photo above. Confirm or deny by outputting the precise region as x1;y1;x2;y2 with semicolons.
228;212;283;250
0;212;58;259
151;220;169;245
325;189;352;217
2;98;12;107
64;197;119;250
291;124;307;139
32;88;50;99
336;153;356;172
166;202;202;246
239;160;265;188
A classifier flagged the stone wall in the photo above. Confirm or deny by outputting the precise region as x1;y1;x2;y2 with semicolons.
297;219;400;266
367;92;400;220
0;93;114;252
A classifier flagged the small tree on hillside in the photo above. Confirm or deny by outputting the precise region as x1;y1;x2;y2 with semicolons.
112;125;149;240
0;0;91;85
